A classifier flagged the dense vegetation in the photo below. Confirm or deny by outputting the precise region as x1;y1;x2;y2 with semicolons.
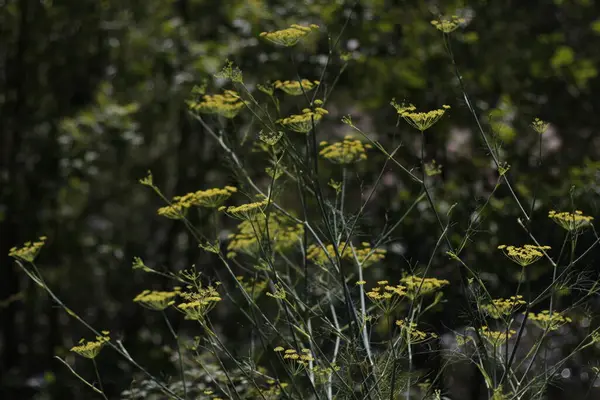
1;1;600;399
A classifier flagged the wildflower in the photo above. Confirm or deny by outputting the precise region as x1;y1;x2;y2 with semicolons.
9;236;47;262
396;319;438;343
306;242;386;268
277;107;328;133
319;136;372;164
259;24;319;47
177;286;221;321
431;15;466;33
481;295;526;319
219;199;268;220
214;60;243;83
173;186;237;208
274;79;319;96
275;347;314;375
133;289;179;311
497;244;551;267
70;332;110;359
258;129;284;146
531;118;549;134
548;210;594;232
400;275;450;299
479;326;516;346
366;280;407;313
266;283;286;300
157;202;187;220
391;100;450;132
356;280;366;285
273;346;285;352
187;90;247;118
528;310;572;331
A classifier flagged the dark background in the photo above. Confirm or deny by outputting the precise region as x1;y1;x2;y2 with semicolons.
1;0;599;398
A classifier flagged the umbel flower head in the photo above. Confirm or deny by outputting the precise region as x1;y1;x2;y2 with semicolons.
479;326;516;346
400;275;450;299
187;90;247;118
70;331;110;359
497;244;551;267
277;105;328;133
528;310;572;331
391;99;450;132
396;319;438;343
9;236;47;262
548;210;594;232
481;295;526;319
431;15;466;33
133;289;180;311
260;24;319;47
531;117;549;134
366;280;407;314
219;198;269;220
306;242;386;268
174;186;237;208
177;286;222;321
274;79;319;96
319;136;372;164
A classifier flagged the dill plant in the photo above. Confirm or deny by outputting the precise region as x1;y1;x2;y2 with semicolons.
8;9;600;400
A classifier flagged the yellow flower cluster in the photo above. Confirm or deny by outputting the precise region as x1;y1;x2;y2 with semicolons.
226;213;303;258
277;106;328;133
274;79;319;95
133;289;180;311
392;100;450;132
366;280;407;313
481;295;526;319
70;331;110;359
187;90;247;118
259;24;319;47
177;286;221;321
400;275;450;299
319;137;372;164
9;236;47;262
250;380;289;399
430;16;466;33
548;210;594;231
174;186;237;208
497;244;551;267
528;310;572;331
396;319;438;343
219;199;268;220
480;326;516;345
306;242;386;268
274;347;314;372
157;186;237;219
531;117;549;134
157;202;187;219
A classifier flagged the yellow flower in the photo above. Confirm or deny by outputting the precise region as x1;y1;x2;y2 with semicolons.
277;107;328;133
173;186;237;208
548;210;593;231
366;280;407;313
70;332;110;359
157;202;187;220
319;136;372;164
481;295;526;319
219;198;268;220
391;100;450;132
187;90;247;118
259;24;319;47
306;242;386;268
396;319;438;343
479;326;515;345
400;275;449;299
497;244;550;267
133;289;179;311
274;79;319;95
431;15;466;33
177;286;221;321
528;310;571;331
9;236;47;262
